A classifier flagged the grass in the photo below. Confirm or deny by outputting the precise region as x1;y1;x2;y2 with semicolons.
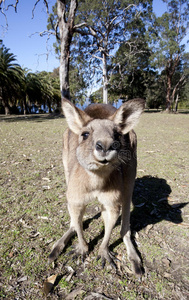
0;112;189;299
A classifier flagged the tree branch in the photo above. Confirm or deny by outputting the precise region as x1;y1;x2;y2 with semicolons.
171;74;186;100
109;4;135;27
67;0;78;30
73;22;87;30
7;0;19;12
32;0;49;19
30;30;56;38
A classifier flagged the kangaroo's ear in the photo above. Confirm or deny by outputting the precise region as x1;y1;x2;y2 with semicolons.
112;98;145;134
62;98;92;134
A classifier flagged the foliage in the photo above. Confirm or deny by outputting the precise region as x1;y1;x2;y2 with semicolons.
47;0;153;103
109;35;152;101
89;87;103;104
0;41;88;114
0;44;22;114
0;1;189;111
149;0;189;110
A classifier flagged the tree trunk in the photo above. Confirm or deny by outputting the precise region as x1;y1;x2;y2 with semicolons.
47;98;52;113
102;52;108;104
57;0;78;109
174;94;179;112
171;74;185;113
4;105;10;115
2;89;10;115
23;95;28;115
166;75;172;112
59;27;71;104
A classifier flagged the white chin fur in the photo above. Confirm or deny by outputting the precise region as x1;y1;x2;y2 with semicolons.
93;149;117;163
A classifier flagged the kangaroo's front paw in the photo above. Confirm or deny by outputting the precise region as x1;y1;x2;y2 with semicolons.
71;243;88;262
97;248;117;270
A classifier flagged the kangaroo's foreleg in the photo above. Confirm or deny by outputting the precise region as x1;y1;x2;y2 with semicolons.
98;203;120;268
49;202;87;263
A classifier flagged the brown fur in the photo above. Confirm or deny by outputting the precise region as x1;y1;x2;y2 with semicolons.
49;98;145;275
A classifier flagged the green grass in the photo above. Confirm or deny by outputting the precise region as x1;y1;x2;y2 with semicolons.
0;112;188;299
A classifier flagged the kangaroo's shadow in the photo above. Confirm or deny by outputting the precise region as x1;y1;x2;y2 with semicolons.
131;176;188;232
109;176;188;252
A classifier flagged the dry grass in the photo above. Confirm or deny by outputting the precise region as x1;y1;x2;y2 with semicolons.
0;112;188;299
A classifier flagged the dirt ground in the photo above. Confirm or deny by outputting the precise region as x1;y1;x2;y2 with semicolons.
0;111;188;299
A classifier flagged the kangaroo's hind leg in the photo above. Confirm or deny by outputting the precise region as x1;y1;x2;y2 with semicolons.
120;181;143;275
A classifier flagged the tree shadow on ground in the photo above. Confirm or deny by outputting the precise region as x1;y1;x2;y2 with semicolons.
0;114;64;123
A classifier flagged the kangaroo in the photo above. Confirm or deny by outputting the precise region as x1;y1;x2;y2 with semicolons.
49;98;145;275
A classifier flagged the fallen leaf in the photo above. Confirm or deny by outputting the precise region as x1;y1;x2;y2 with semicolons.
157;197;167;202
91;292;113;300
17;276;28;283
167;196;178;202
162;257;171;268
135;202;145;207
42;185;51;190
45;238;54;246
65;287;84;299
29;231;40;238
65;266;75;282
42;177;51;182
163;272;172;278
9;251;14;258
38;216;50;220
145;224;153;235
43;274;58;296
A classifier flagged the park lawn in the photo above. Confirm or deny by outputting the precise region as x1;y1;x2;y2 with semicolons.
0;112;188;299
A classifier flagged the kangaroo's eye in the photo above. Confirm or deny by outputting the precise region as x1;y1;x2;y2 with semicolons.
81;131;90;140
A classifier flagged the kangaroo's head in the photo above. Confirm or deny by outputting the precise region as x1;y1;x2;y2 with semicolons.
62;98;145;173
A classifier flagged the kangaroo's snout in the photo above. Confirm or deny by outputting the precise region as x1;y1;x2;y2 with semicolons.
94;138;118;164
95;140;116;153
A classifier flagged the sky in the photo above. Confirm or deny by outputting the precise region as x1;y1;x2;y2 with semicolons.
0;0;188;73
1;0;59;72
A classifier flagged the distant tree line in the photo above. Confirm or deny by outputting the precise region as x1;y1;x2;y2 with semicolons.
0;0;189;114
0;40;87;115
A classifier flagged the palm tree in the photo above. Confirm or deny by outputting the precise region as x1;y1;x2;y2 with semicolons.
37;71;61;113
0;45;22;114
19;68;43;114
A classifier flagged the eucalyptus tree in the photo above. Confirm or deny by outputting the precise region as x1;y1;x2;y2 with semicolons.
108;33;152;102
74;0;153;103
0;44;22;114
150;0;189;111
171;52;189;111
47;0;90;104
48;0;153;104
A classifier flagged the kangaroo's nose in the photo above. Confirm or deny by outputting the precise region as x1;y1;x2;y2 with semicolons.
96;141;105;152
96;140;115;153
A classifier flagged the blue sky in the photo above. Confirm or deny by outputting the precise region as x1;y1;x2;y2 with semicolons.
0;0;188;73
1;0;58;72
